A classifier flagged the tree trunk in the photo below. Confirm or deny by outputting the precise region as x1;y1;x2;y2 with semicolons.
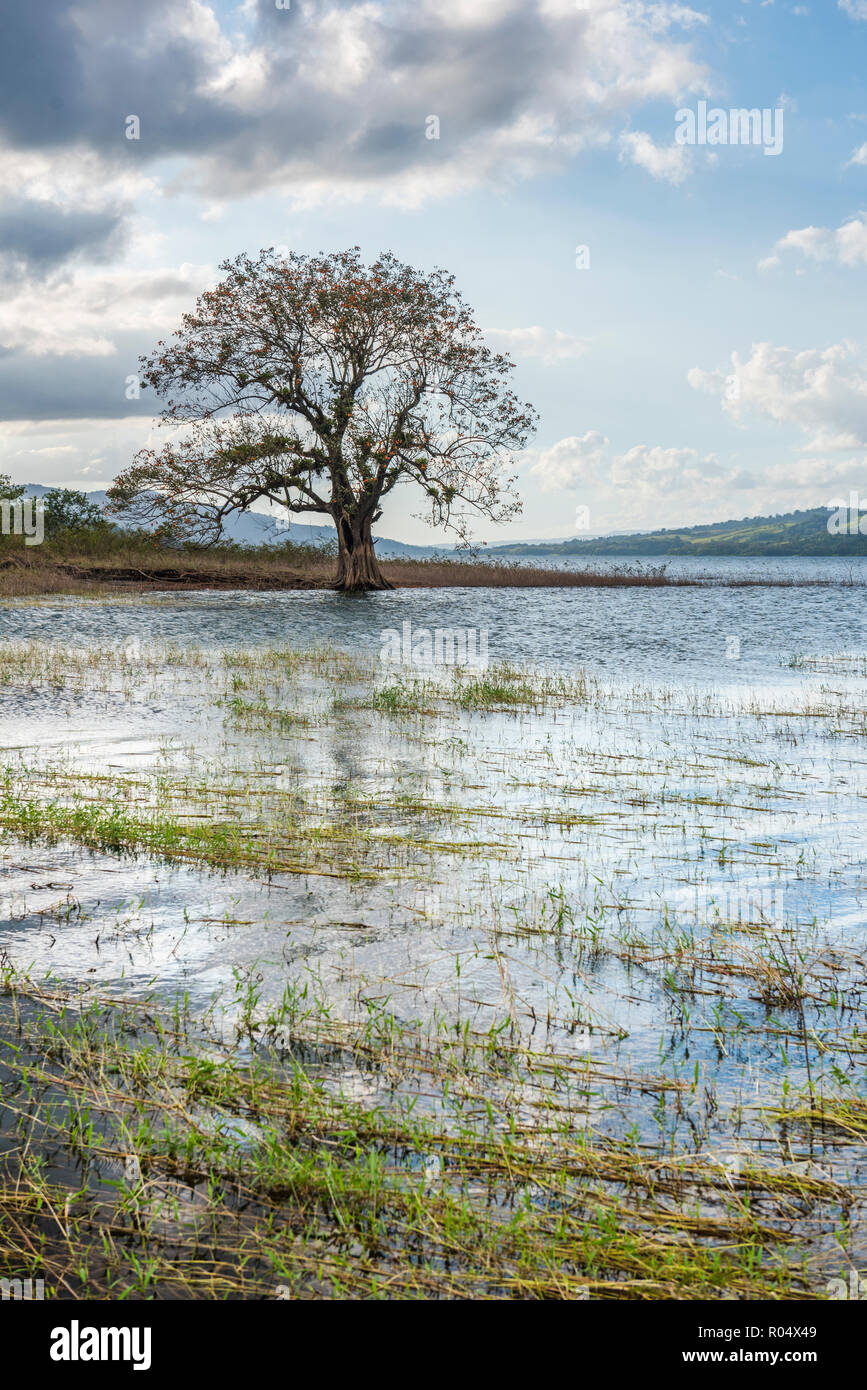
334;511;393;592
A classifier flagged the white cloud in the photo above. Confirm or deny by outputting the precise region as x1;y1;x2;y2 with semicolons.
611;443;723;493
688;340;867;450
0;146;154;213
531;434;726;501
0;263;215;358
530;431;610;490
759;213;867;269
839;0;867;19
0;418;163;489
485;326;589;363
527;431;747;528
618;129;692;183
298;4;383;97
527;344;867;529
761;455;866;488
527;423;867;528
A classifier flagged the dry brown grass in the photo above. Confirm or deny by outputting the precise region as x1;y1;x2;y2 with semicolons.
0;540;859;595
0;547;332;595
0;546;671;595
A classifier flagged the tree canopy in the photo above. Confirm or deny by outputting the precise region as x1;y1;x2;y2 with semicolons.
107;247;537;589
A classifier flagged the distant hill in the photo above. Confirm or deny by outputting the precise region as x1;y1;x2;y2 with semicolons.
22;486;452;558
489;508;867;557
25;489;864;559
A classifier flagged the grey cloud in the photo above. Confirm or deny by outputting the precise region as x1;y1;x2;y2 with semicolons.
0;0;245;156
0;0;707;425
0;199;127;271
0;1;701;195
0;350;154;421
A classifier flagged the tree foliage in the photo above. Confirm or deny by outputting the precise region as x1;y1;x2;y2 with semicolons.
107;248;537;589
41;488;108;537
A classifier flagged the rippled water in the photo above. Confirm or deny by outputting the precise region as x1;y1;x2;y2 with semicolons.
1;570;866;1272
4;554;865;687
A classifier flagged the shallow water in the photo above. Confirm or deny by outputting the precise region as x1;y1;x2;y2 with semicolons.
1;574;866;1278
4;553;866;687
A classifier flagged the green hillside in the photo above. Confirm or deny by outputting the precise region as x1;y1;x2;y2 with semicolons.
492;507;867;557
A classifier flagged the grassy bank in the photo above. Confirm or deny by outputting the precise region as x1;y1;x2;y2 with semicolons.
0;532;862;595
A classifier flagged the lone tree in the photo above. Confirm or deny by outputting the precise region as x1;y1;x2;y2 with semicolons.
107;248;537;591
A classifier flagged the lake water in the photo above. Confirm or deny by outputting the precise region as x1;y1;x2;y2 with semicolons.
5;554;865;687
1;564;866;1284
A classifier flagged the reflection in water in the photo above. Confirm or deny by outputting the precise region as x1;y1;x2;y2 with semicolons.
0;578;865;1287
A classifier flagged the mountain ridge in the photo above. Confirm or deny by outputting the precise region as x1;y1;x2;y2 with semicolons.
21;491;867;558
486;507;867;557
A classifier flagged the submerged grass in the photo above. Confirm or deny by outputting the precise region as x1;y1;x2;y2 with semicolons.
0;631;865;1298
0;963;840;1301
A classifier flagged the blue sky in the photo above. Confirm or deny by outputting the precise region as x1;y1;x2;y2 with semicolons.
2;0;867;541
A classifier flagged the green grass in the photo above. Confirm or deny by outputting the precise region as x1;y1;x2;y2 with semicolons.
0;632;865;1298
0;963;832;1301
490;506;867;557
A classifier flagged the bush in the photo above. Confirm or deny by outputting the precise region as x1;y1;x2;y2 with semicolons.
41;488;110;538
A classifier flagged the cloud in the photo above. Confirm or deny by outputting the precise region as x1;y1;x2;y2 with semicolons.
527;423;867;529
759;213;867;270
688;340;867;450
531;430;724;497
848;142;867;166
0;263;215;421
0;145;153;284
0;1;710;207
485;325;588;363
610;443;724;493
0;0;712;436
618;129;692;183
0;200;127;274
839;0;867;19
0;417;162;487
760;455;867;489
0;263;215;360
530;431;610;490
532;434;728;501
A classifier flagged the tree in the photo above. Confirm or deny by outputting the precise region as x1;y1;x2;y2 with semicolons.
41;488;108;537
107;248;537;590
0;474;24;503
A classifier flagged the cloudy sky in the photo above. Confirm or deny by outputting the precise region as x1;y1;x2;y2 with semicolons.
3;0;867;541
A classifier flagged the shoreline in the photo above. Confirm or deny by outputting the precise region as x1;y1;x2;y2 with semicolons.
0;554;864;596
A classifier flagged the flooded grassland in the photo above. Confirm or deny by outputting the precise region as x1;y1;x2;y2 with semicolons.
0;590;866;1299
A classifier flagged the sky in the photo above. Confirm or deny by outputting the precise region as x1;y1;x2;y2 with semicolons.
2;0;867;543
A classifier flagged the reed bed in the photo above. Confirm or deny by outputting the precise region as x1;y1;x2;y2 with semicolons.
0;633;864;1298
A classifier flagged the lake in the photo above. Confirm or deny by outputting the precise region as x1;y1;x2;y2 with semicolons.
0;562;865;1297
